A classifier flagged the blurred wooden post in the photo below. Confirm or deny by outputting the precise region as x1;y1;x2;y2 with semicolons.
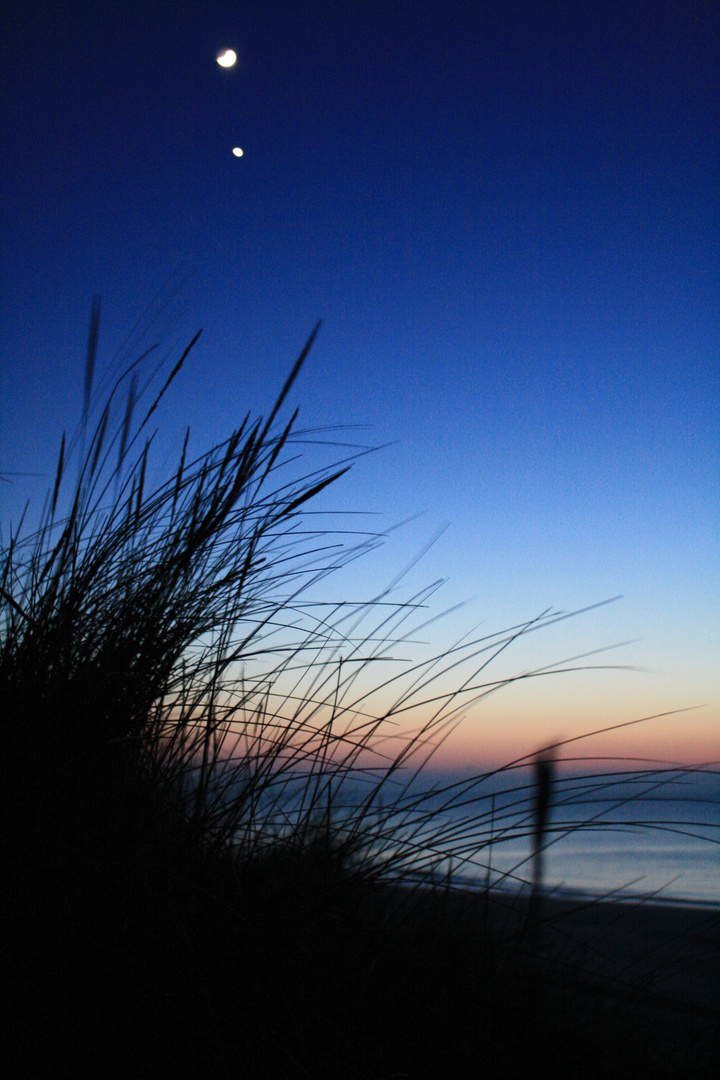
526;747;555;939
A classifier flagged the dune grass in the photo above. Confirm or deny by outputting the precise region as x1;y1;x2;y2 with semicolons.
1;303;717;1078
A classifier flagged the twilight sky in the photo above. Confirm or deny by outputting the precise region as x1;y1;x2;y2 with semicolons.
1;0;717;769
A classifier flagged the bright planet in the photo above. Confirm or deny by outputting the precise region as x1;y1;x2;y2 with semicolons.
216;49;237;68
232;147;243;157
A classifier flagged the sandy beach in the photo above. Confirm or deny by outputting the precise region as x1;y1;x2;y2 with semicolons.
417;881;720;1073
534;893;720;1011
429;881;719;1005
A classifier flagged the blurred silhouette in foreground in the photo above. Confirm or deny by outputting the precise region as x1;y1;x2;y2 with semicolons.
526;746;556;937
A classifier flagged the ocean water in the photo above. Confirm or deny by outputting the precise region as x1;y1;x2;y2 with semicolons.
407;766;720;906
469;823;720;904
221;763;720;907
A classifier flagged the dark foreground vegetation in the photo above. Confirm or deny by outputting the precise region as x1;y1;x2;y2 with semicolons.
2;305;717;1078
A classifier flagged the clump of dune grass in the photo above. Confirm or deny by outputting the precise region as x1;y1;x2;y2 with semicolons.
1;300;717;1078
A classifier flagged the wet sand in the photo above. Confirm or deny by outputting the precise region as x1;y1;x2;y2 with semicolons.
420;882;720;1071
435;883;719;1006
534;893;720;1011
391;879;719;1018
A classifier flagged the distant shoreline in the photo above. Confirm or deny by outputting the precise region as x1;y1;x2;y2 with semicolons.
491;880;720;912
400;867;720;911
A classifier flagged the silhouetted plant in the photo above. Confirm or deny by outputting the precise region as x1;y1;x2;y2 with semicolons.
1;301;717;1079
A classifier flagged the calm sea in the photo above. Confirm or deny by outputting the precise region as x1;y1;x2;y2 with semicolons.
407;766;720;906
223;763;719;907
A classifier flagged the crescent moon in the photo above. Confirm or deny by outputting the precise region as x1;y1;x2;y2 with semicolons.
217;49;237;68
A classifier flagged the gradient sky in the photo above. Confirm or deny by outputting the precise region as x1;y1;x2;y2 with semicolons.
1;0;717;769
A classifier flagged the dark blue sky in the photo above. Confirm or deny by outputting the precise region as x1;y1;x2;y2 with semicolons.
1;0;717;765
